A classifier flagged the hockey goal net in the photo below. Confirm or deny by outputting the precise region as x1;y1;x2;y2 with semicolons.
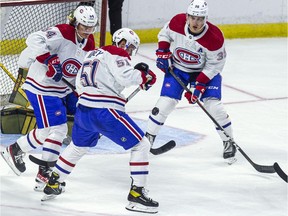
0;0;107;105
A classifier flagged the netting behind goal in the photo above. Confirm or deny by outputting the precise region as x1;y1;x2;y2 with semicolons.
0;0;107;105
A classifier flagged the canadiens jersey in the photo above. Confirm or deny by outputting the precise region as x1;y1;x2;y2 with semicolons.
158;13;226;80
75;45;143;112
19;24;95;98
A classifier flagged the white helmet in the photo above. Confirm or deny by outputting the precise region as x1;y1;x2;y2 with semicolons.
187;0;208;17
74;5;98;27
112;28;140;55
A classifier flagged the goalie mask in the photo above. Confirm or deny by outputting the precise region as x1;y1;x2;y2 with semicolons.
112;28;140;56
73;5;98;38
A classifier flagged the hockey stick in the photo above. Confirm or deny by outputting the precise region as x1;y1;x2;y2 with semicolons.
29;85;175;167
0;64;30;106
168;67;287;181
29;155;56;167
62;77;76;91
150;140;176;155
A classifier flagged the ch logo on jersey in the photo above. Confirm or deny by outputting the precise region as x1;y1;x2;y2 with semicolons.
175;48;201;65
61;58;82;77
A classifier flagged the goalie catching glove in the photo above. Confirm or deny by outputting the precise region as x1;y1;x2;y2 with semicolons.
134;62;157;90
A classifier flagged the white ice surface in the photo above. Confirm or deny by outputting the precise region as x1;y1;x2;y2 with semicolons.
0;38;287;216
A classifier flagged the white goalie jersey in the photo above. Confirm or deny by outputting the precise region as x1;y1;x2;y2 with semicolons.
76;45;143;112
19;24;95;98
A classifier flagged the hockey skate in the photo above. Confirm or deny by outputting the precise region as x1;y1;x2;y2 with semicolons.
1;142;26;176
223;139;237;164
42;171;66;201
126;185;159;214
34;165;52;192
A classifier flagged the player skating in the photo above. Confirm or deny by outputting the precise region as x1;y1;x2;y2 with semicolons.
42;28;159;214
1;6;97;190
145;0;237;164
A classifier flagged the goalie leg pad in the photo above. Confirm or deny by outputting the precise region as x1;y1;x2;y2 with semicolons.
146;96;178;135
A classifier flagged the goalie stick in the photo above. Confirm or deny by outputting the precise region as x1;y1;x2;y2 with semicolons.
168;67;287;182
0;64;30;107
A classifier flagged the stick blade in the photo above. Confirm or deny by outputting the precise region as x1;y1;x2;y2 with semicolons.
273;162;288;183
150;140;176;155
253;164;275;173
29;155;56;167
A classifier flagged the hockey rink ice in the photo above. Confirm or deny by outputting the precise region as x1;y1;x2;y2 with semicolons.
0;38;287;216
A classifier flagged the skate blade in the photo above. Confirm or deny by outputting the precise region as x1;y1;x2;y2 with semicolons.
41;194;57;201
1;149;21;176
126;202;158;214
226;157;237;165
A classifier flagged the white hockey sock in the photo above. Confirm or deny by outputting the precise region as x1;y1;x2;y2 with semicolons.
203;98;233;141
146;96;178;135
42;124;67;162
54;141;89;183
130;137;150;187
17;128;44;152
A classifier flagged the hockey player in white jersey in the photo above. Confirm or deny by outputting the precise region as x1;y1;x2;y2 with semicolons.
145;0;237;163
42;28;159;213
1;6;97;190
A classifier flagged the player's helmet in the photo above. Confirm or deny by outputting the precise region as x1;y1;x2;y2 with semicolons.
112;28;140;55
187;0;208;17
74;5;98;28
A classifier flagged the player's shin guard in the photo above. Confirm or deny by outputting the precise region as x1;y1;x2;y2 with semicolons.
203;98;234;140
127;137;159;213
130;137;150;186
54;141;89;183
42;124;68;162
203;98;237;162
146;96;178;142
17;128;44;152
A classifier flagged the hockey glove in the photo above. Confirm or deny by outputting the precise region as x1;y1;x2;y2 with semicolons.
44;54;63;82
156;49;172;73
134;62;149;74
184;82;206;104
140;70;157;91
134;62;156;90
